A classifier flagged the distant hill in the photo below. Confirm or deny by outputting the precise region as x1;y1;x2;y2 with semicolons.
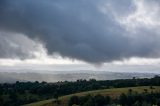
0;71;157;83
0;71;158;83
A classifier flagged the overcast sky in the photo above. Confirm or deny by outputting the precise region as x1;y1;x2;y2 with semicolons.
0;0;160;73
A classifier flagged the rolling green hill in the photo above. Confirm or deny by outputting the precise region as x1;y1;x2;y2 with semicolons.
23;86;160;106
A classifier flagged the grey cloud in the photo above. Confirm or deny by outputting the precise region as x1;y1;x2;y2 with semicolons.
0;0;160;63
0;32;42;59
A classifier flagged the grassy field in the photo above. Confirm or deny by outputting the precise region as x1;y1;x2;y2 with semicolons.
23;86;160;106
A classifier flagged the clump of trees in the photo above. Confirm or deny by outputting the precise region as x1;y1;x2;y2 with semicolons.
68;94;111;106
118;91;160;106
68;91;160;106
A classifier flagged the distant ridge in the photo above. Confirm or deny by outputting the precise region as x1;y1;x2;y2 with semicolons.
0;71;158;83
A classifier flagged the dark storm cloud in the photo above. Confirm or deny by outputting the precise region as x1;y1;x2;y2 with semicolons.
0;0;160;63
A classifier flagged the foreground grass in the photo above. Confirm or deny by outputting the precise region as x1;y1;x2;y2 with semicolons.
23;86;160;106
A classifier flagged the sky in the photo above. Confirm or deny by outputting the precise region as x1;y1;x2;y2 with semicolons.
0;0;160;73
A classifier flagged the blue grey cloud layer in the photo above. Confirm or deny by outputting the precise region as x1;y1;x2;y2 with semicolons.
0;0;160;63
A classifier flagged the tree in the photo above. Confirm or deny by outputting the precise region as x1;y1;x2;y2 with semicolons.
157;99;160;106
53;92;58;100
94;94;105;106
0;96;3;106
144;89;148;93
105;96;111;105
68;96;79;106
128;89;133;95
83;98;95;106
119;93;127;106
